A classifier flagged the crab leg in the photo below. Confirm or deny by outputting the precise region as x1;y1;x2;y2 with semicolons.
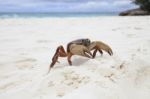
83;49;93;58
48;45;67;73
67;52;73;65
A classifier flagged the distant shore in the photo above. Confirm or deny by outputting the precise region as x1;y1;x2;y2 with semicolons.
119;8;150;16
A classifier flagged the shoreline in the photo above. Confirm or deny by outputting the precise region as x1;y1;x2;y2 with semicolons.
0;12;119;19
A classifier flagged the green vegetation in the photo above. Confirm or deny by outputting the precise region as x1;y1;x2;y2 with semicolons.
133;0;150;11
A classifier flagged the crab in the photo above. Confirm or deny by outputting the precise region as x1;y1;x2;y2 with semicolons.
48;38;113;72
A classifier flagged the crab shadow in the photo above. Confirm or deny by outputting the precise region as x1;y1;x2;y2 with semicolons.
49;58;90;71
71;57;91;66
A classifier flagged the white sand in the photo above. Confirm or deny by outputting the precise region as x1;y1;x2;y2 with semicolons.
0;16;150;99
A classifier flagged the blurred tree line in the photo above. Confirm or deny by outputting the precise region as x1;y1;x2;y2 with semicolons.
133;0;150;11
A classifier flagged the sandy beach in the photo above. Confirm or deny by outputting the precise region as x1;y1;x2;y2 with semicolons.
0;16;150;99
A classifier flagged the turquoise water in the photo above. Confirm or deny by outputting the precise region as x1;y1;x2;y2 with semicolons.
0;12;118;18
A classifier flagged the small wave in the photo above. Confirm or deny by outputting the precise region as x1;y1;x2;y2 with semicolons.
0;12;117;19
